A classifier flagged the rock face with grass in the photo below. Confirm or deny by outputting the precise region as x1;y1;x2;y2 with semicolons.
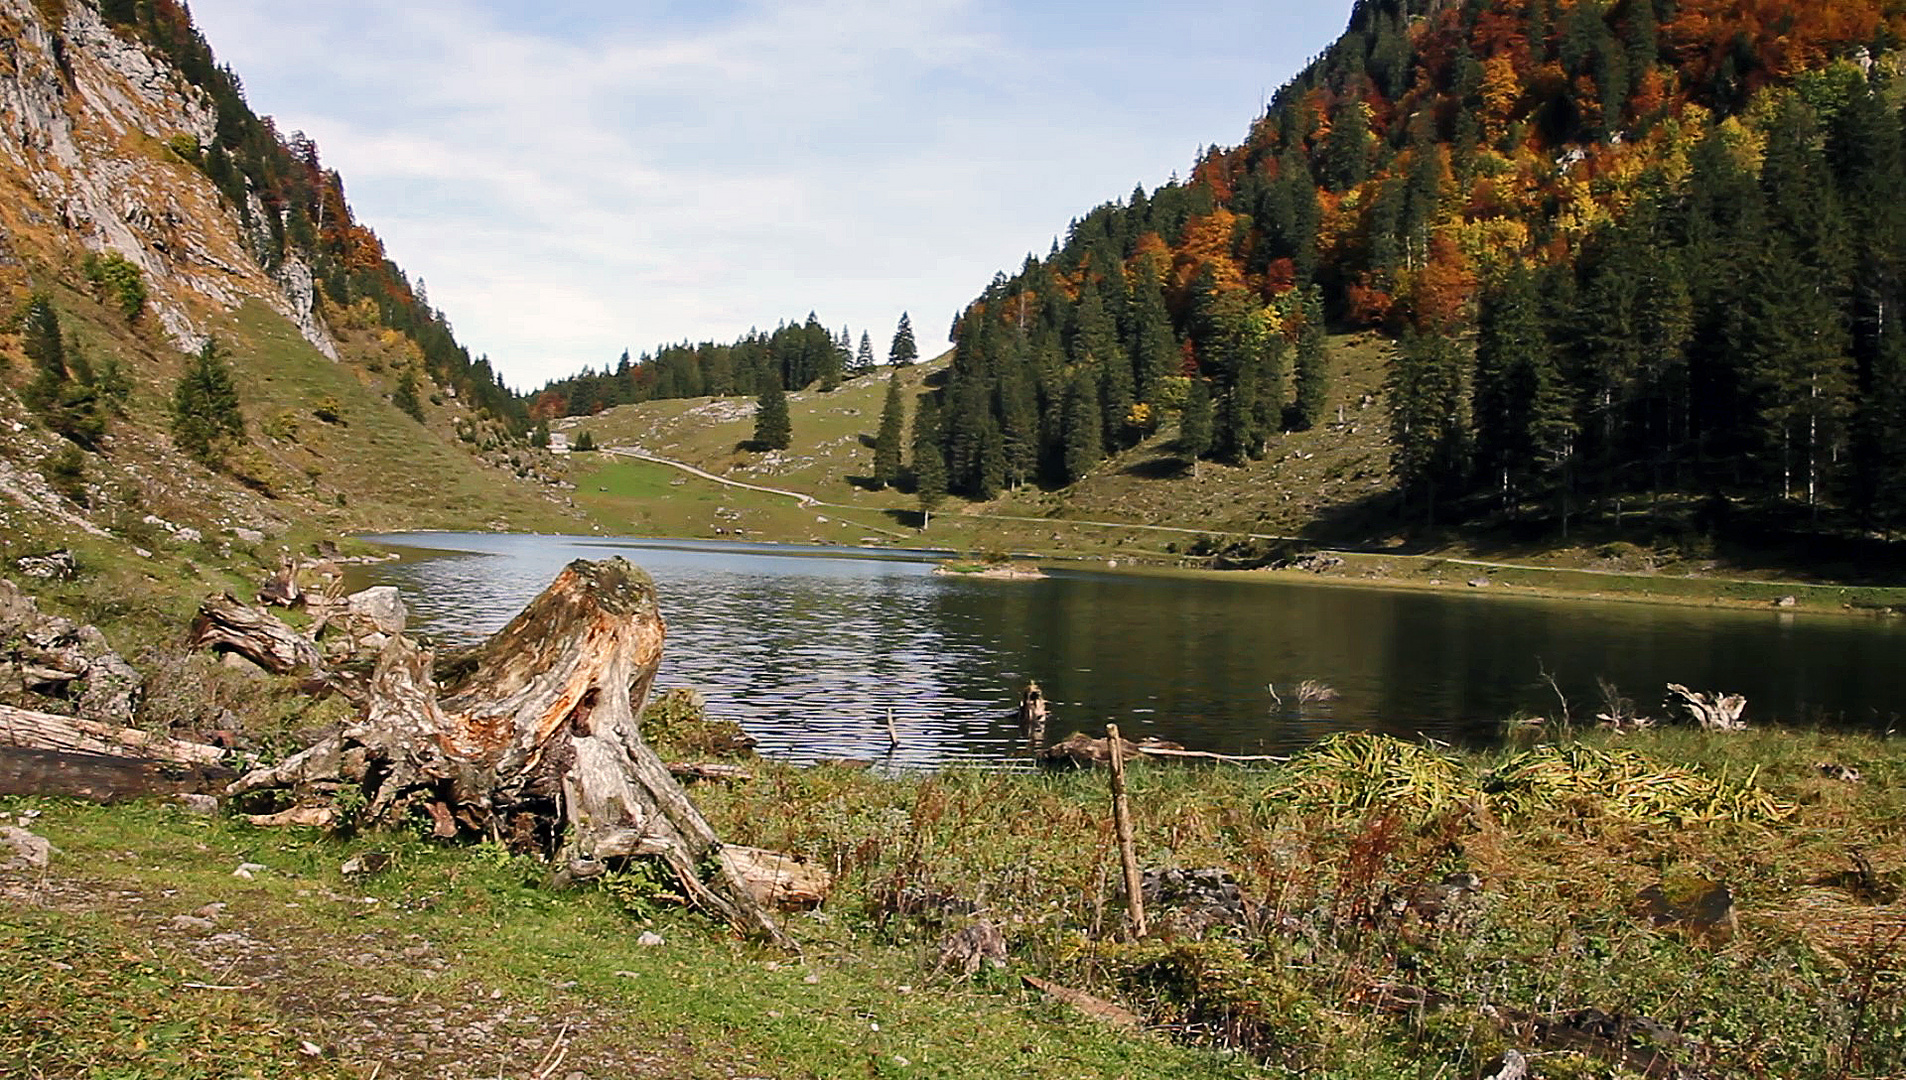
229;557;792;946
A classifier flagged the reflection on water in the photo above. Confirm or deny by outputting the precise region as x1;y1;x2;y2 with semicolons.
360;533;1906;768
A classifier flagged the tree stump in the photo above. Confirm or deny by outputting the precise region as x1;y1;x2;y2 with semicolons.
229;557;793;947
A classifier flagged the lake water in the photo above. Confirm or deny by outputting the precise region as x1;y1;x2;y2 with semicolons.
358;533;1906;768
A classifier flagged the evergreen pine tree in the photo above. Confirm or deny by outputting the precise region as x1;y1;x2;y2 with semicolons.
889;313;919;367
21;295;67;412
872;371;906;489
997;352;1039;490
1179;377;1213;476
910;392;947;527
1290;288;1329;431
22;298;105;450
1130;280;1178;406
171;338;244;466
1321;95;1372;191
855;331;877;376
1061;367;1103;484
753;376;791;451
1387;329;1470;527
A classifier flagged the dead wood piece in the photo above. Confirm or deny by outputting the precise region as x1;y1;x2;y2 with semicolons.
0;745;235;801
1020;975;1144;1030
1480;1050;1530;1080
667;762;754;783
1107;723;1147;938
258;553;303;607
189;594;328;680
719;845;832;908
246;804;337;828
1040;731;1185;768
1664;683;1747;731
229;557;794;948
936;921;1007;977
0;703;225;765
1017;681;1048;730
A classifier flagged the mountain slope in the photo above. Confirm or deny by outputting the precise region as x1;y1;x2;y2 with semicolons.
923;0;1906;555
0;0;579;581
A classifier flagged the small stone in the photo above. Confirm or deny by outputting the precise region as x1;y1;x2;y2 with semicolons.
636;930;665;947
893;1056;910;1068
174;794;219;816
298;1040;324;1057
169;914;215;932
341;851;392;877
1775;595;1798;608
232;862;266;880
803;972;820;985
614;971;639;979
0;826;55;869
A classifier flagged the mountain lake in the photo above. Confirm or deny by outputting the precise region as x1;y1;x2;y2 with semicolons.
357;532;1906;768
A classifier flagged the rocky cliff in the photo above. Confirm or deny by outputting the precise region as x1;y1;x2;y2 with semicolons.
0;0;333;356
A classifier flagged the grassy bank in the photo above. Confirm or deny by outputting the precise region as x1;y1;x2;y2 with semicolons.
8;720;1906;1077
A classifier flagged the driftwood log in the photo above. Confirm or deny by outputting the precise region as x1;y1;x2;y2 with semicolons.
0;745;234;801
0;703;225;765
226;557;795;948
1664;684;1747;731
1039;731;1284;768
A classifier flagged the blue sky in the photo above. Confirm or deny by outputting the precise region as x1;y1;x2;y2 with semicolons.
185;1;1354;389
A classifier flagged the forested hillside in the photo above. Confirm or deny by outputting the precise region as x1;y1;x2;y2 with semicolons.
527;313;919;419
925;0;1906;540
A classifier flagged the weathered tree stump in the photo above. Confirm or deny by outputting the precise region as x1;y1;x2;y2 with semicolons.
1664;683;1747;731
228;557;793;947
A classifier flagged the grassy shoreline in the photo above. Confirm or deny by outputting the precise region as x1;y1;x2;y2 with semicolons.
8;721;1906;1077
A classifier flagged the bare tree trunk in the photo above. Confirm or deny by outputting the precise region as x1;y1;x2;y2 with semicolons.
229;557;793;948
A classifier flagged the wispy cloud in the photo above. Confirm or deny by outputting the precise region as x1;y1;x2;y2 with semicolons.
188;0;1351;387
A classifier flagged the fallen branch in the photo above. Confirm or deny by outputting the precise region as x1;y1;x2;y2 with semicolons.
1040;732;1283;768
0;704;224;766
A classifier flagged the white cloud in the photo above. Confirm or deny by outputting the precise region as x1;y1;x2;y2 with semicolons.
186;0;1350;388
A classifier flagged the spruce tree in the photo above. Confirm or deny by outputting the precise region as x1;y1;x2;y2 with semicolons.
1061;367;1103;484
872;371;906;489
1388;329;1469;527
889;313;919;367
753;376;791;451
171;338;244;465
855;331;877;376
1290;288;1329;431
1130;280;1178;406
998;354;1039;490
22;299;105;449
1179;377;1213;476
910;392;947;527
21;295;67;409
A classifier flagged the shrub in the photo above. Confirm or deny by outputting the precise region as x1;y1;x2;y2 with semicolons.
41;445;86;505
81;252;147;321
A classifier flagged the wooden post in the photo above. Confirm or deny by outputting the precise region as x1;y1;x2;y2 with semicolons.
1105;723;1147;938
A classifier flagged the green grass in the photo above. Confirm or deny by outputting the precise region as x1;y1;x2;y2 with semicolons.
15;721;1906;1076
1;797;1256;1079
